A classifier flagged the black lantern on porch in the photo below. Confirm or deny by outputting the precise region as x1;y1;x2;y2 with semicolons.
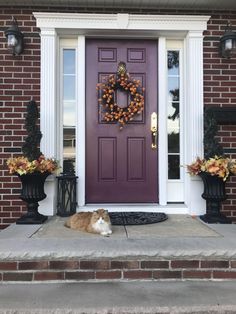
219;21;236;59
57;173;78;217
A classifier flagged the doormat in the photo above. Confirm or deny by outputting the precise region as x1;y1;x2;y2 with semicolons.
109;212;168;225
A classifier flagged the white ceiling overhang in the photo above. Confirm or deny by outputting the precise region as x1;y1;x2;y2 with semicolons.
0;0;235;10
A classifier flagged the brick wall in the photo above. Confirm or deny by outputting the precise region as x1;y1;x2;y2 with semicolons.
1;6;236;228
0;8;41;228
204;13;236;222
0;258;236;282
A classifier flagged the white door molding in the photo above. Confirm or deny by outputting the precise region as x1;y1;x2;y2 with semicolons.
34;12;210;215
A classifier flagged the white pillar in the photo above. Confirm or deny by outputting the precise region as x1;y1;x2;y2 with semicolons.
38;27;58;216
185;30;205;215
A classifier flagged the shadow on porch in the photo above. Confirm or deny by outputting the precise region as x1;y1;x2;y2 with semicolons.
0;214;236;282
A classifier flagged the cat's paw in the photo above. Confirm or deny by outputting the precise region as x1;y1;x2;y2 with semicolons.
108;230;112;235
101;231;110;237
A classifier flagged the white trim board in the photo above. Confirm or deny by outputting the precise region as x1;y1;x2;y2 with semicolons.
35;12;209;216
34;13;209;33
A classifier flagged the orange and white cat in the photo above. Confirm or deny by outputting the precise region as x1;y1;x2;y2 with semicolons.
64;208;112;236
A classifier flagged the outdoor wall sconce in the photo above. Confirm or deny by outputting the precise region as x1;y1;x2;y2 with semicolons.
4;17;24;56
219;21;236;59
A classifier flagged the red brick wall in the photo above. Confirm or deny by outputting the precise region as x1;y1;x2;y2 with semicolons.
1;7;236;228
0;258;236;281
0;8;41;228
204;13;236;222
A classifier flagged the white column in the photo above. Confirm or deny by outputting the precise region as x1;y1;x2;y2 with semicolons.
40;28;57;157
38;28;58;216
185;30;205;215
186;31;204;161
77;36;86;207
158;37;167;206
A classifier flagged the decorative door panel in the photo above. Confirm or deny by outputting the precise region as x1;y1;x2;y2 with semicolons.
86;39;158;203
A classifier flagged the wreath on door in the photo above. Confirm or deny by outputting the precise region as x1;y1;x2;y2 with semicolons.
97;62;145;130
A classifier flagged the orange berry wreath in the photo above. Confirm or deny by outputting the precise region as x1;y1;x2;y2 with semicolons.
97;63;145;130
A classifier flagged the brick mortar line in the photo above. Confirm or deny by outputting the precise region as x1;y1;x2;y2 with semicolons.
1;268;235;271
0;267;234;272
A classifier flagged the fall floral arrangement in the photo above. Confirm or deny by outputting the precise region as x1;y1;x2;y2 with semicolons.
6;100;59;177
187;156;236;181
7;155;59;176
97;62;145;129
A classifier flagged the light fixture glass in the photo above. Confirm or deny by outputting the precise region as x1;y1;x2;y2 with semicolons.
7;34;18;47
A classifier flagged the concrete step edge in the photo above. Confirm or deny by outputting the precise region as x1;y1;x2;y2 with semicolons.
1;305;236;314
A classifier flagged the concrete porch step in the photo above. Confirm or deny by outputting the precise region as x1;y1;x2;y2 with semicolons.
0;215;236;282
0;281;236;314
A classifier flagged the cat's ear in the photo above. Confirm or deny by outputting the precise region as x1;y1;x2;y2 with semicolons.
105;210;108;214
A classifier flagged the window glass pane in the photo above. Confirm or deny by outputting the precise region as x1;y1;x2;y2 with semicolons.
168;132;180;154
168;102;179;123
63;128;75;173
63;76;76;100
168;51;179;75
168;155;180;179
168;102;180;153
168;80;179;101
63;49;75;74
63;101;76;126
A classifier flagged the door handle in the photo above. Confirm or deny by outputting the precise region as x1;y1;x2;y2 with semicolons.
151;112;157;150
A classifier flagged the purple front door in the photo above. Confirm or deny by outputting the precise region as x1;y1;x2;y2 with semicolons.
86;39;158;203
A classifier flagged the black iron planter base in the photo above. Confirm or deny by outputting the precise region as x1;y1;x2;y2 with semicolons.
200;213;232;224
16;202;48;224
198;172;232;224
16;212;48;224
17;172;49;225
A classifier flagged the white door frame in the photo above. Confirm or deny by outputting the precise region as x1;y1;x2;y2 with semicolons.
34;12;209;216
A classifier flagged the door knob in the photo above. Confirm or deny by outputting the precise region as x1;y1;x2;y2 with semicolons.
151;112;157;150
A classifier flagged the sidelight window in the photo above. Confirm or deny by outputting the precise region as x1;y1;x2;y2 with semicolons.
62;47;77;173
167;50;181;180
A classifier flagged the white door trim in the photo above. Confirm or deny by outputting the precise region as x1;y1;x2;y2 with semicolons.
34;12;209;215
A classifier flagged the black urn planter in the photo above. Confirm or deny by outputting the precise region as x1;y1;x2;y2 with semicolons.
199;172;232;224
16;172;49;224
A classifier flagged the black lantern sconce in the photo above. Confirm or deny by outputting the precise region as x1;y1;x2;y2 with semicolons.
219;21;236;59
4;17;24;56
57;173;78;217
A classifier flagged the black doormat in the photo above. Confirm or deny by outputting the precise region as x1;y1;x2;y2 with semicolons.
109;212;168;225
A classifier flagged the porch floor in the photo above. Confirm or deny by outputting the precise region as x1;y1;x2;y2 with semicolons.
0;214;236;282
0;214;235;260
